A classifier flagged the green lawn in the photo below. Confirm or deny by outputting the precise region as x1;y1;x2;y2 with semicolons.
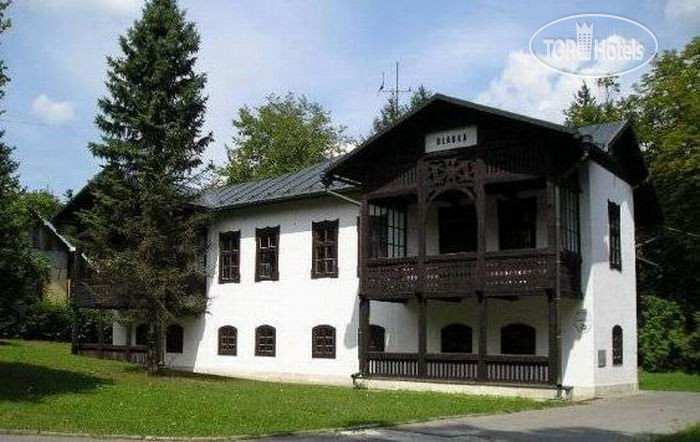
0;340;557;438
654;423;700;442
639;371;700;393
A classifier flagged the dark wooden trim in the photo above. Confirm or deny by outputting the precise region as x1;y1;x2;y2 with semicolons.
255;226;280;282
218;230;241;284
478;291;487;381
418;296;427;377
218;325;238;356
311;324;336;359
255;325;276;357
358;297;370;374
311;219;339;279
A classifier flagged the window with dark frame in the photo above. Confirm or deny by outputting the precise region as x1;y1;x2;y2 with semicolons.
612;325;623;366
312;220;339;278
166;324;184;353
135;323;148;346
368;324;385;352
498;197;537;250
219;231;240;283
438;204;477;254
560;182;580;255
256;226;280;281
500;323;536;355
441;323;473;353
369;204;406;258
608;201;622;270
312;325;336;358
218;326;237;356
255;325;276;357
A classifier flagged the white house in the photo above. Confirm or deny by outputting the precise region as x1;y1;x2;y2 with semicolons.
77;95;661;399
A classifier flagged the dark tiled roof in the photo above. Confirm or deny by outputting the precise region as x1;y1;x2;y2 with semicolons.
577;121;629;152
199;159;353;210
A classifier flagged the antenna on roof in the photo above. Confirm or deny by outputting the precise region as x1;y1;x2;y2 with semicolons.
378;61;412;115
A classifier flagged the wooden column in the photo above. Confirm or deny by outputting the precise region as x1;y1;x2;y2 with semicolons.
97;323;105;359
546;179;563;386
548;289;562;386
477;291;488;381
418;296;427;377
476;162;487;290
358;296;370;376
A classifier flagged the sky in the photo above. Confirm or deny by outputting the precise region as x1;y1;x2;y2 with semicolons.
2;0;698;197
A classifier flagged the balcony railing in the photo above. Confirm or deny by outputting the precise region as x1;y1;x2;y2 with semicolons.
362;248;570;298
366;352;550;385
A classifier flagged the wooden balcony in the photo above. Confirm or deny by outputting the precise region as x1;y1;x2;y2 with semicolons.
366;352;551;385
361;248;579;300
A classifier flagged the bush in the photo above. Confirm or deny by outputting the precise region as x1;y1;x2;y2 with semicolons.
639;295;690;371
2;300;114;343
16;300;73;341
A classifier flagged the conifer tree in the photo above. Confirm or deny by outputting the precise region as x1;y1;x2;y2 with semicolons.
82;0;212;372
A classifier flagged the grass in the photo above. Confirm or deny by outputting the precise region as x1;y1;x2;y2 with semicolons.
639;370;700;393
654;423;700;442
0;340;558;438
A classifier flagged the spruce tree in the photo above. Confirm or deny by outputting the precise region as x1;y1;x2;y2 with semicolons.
0;0;48;333
82;0;212;372
372;85;433;134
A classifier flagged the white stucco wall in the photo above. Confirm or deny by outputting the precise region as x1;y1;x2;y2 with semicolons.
561;161;638;394
374;296;549;356
111;162;639;395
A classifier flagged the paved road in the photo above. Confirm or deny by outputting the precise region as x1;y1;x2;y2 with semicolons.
1;391;698;442
265;391;700;442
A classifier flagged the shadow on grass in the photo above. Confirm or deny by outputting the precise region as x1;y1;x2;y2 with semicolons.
0;340;16;346
0;361;112;402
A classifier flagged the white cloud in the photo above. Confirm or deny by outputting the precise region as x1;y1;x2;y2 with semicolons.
476;36;644;124
665;0;700;30
32;94;76;125
28;0;142;16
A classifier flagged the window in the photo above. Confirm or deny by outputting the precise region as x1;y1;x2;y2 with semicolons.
312;220;339;278
312;325;336;358
166;324;184;354
368;325;385;352
612;325;623;366
255;325;276;357
219;231;240;283
256;226;280;281
438;205;477;254
560;182;580;255
608;201;622;270
369;204;406;258
135;323;148;346
441;323;473;353
218;326;237;356
498;197;537;250
500;323;536;355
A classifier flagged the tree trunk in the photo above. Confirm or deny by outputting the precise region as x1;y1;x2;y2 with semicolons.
147;317;163;374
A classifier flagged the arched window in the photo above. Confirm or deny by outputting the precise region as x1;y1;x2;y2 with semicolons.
612;325;623;366
218;326;237;356
135;323;148;346
166;324;184;354
500;323;536;355
441;323;473;353
255;325;276;357
312;325;336;359
368;325;385;352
